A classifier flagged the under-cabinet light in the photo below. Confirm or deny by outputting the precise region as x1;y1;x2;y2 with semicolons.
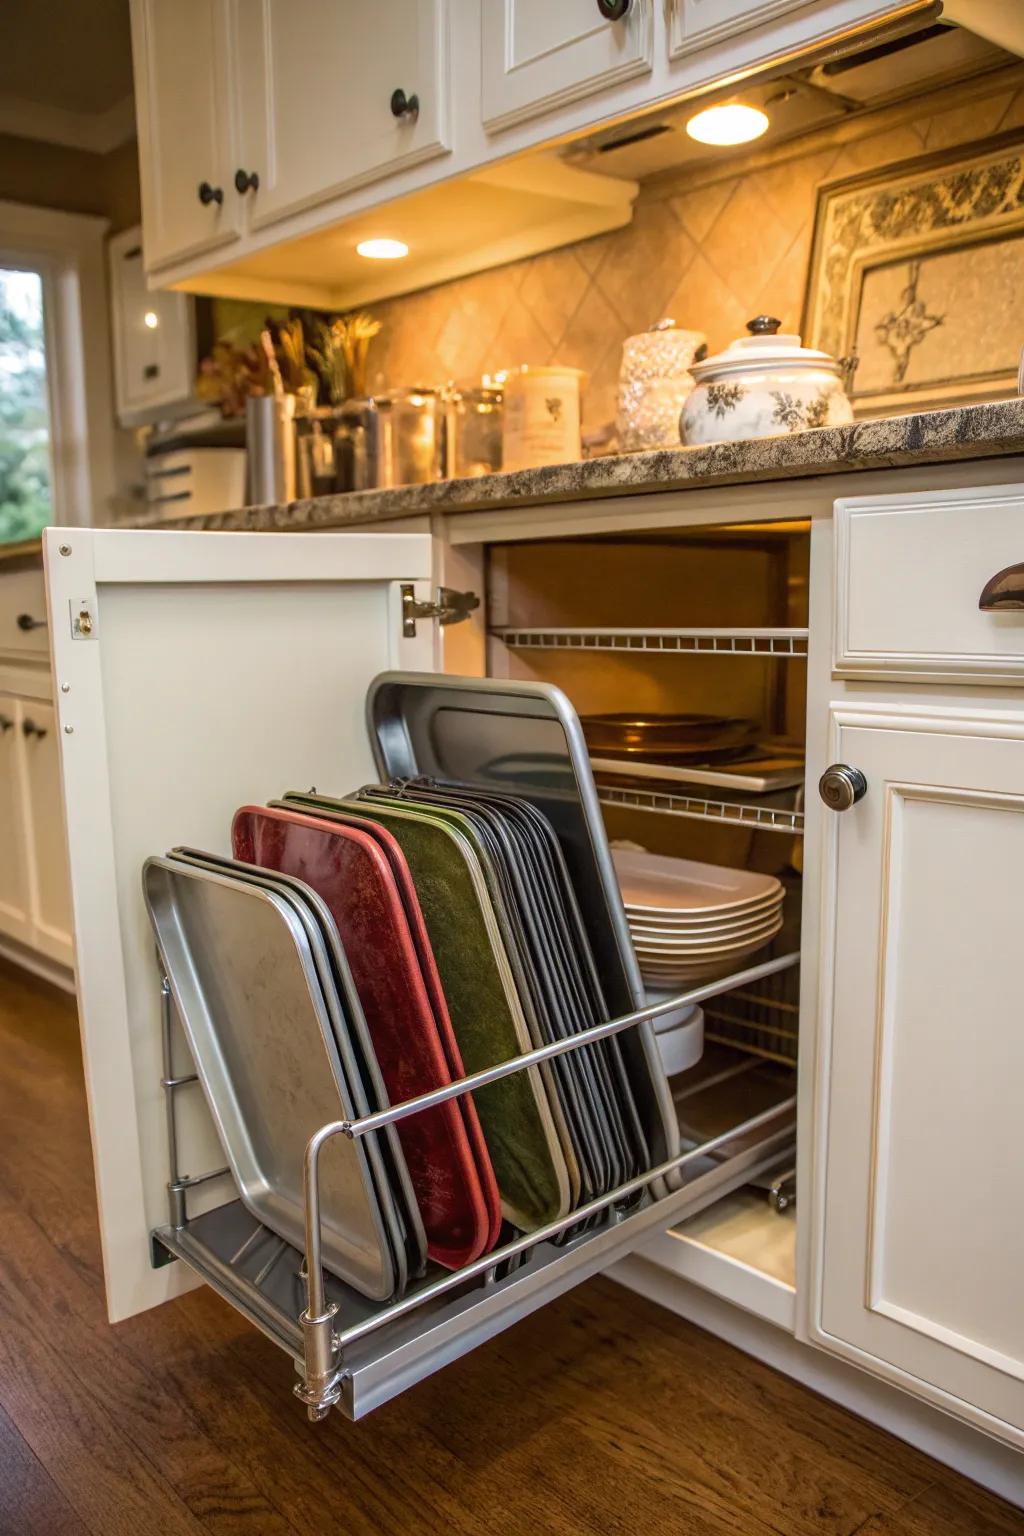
685;103;769;147
356;238;409;260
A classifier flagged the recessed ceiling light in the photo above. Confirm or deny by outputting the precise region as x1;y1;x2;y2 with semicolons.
143;309;159;329
356;238;409;260
685;103;769;147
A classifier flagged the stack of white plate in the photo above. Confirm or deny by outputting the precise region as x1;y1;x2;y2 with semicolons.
613;847;785;988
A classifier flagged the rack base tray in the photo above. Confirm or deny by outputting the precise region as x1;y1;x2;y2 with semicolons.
154;1098;794;1420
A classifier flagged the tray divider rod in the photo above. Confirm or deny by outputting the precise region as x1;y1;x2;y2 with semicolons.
343;951;799;1140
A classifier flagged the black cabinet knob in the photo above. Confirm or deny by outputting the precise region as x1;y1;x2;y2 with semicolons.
22;718;47;741
390;88;420;120
0;714;12;733
16;612;47;631
234;168;260;194
198;181;224;206
597;0;631;16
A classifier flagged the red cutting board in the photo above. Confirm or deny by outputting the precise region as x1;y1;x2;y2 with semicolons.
293;803;502;1256
232;804;494;1269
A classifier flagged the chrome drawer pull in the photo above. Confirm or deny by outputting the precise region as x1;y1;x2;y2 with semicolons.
979;561;1024;611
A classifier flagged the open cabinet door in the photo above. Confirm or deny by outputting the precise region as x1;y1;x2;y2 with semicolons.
43;528;435;1323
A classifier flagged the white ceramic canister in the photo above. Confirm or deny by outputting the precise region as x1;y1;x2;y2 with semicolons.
680;315;854;447
616;319;707;453
502;365;585;471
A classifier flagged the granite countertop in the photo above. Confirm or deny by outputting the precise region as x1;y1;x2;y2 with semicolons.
157;398;1024;534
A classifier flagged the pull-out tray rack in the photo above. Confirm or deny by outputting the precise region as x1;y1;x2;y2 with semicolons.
154;952;798;1421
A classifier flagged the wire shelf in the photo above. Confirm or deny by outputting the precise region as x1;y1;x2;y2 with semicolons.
597;782;804;835
490;626;809;658
704;967;801;1066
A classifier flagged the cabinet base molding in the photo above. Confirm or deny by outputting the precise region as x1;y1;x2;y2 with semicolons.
610;1256;1024;1510
0;933;74;994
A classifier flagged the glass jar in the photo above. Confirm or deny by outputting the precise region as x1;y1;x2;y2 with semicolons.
445;381;504;479
616;320;707;453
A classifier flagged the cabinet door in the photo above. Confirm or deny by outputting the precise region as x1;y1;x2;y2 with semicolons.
130;0;242;271
20;701;74;968
44;527;435;1324
108;228;196;425
0;695;32;947
482;0;653;133
811;705;1024;1447
668;0;807;57
236;0;450;233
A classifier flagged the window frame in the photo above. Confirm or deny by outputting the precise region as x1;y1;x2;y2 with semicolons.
0;202;115;537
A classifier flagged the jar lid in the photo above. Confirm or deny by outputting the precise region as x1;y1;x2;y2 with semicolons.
690;316;842;381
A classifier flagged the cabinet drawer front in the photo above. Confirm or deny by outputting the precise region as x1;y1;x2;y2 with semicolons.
835;484;1024;683
0;567;49;657
813;706;1024;1446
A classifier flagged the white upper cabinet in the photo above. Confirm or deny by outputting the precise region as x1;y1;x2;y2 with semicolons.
235;0;451;233
481;0;654;134
811;703;1024;1449
129;0;242;271
668;0;807;58
108;227;196;425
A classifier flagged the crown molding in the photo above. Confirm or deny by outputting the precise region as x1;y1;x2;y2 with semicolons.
0;92;136;154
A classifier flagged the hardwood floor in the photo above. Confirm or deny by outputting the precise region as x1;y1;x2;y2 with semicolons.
0;957;1020;1536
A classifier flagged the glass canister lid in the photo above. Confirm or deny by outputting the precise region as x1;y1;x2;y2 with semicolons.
621;318;708;379
690;315;843;380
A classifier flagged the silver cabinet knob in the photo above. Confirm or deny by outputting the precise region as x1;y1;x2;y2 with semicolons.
819;763;867;812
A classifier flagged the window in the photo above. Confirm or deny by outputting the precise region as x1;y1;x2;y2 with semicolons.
0;267;54;544
0;202;116;548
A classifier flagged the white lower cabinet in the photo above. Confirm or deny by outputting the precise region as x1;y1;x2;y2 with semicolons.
811;704;1024;1449
0;689;74;969
0;694;33;947
21;700;75;967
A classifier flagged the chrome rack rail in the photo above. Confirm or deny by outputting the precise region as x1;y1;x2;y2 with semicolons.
596;782;804;835
155;951;800;1422
490;626;809;658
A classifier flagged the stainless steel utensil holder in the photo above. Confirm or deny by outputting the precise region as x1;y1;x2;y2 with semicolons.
155;951;799;1422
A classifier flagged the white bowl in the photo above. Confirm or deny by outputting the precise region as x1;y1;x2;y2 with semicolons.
651;1003;704;1076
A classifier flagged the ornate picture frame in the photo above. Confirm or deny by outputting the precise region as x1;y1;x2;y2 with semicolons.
801;130;1024;417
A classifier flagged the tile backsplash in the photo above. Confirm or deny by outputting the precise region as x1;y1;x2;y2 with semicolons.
364;69;1024;434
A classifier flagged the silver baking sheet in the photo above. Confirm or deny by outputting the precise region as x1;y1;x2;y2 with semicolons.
143;857;398;1301
365;672;679;1184
167;848;427;1286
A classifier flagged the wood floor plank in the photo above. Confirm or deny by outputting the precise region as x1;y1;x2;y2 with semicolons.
1;956;1022;1536
0;1398;90;1536
0;1196;299;1536
857;1477;1024;1536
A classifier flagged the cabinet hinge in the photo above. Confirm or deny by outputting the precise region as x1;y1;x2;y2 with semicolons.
401;584;480;638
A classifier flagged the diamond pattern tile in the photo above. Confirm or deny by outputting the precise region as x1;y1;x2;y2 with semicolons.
361;78;1019;432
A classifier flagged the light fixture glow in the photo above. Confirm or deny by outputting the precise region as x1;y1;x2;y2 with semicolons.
143;309;159;329
356;237;409;260
685;103;769;147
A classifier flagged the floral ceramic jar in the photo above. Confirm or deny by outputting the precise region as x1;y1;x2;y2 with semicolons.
680;316;854;446
616;319;707;452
